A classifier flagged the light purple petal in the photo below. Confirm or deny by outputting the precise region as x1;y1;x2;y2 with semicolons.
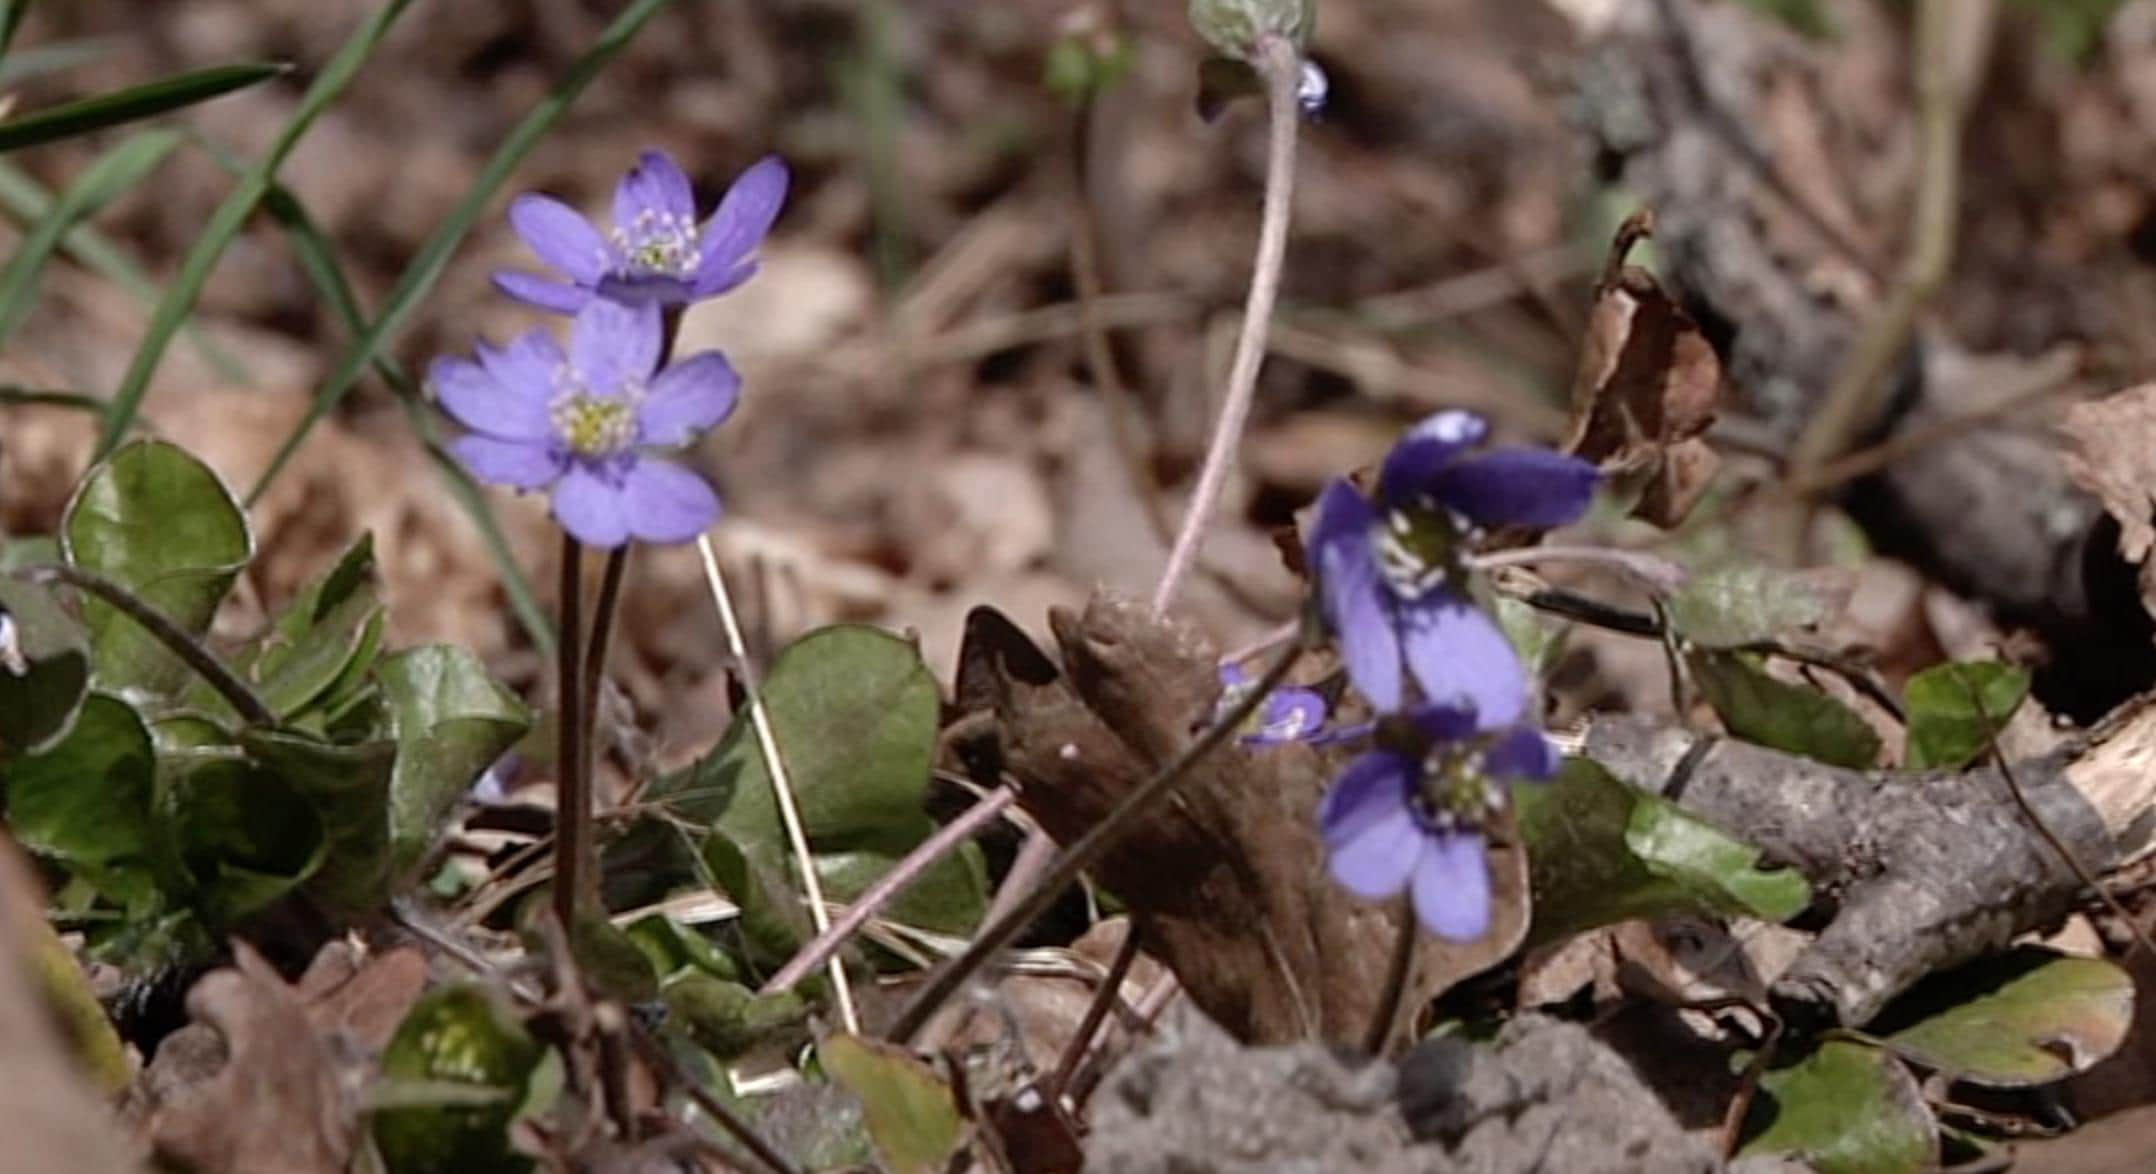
475;330;564;396
550;464;630;548
1412;831;1491;941
1485;726;1558;782
638;352;741;446
508;194;609;283
568;297;663;393
621;460;720;544
696;156;788;279
688;259;759;300
493;270;591;314
1429;447;1599;529
1217;662;1251;688
431;356;548;440
1399;591;1529;727
1319;753;1424;900
613;149;695;229
1377;409;1489;507
452;434;563;491
1309;480;1402;711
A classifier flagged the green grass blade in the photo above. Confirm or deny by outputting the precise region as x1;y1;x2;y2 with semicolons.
0;61;288;153
245;0;679;505
0;1;31;62
0;159;251;382
0;128;182;346
0;384;104;413
0;38;111;86
96;0;415;459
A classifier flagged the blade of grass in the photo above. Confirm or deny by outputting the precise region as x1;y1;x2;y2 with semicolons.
0;159;250;382
0;61;288;153
0;128;182;346
0;38;110;86
0;1;31;63
245;0;680;504
0;384;104;413
97;0;416;459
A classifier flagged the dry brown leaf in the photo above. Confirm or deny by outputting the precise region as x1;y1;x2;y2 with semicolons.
2062;383;2156;618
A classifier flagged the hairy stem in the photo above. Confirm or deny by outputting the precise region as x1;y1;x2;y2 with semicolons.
19;563;275;727
1361;896;1419;1056
580;544;630;788
554;535;591;929
1150;32;1302;617
1048;922;1143;1098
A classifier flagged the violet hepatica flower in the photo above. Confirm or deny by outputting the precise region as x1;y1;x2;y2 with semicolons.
1217;661;1328;746
1307;409;1596;723
495;150;788;314
1319;704;1557;941
434;297;738;548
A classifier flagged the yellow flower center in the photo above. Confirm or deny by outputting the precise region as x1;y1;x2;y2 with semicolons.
551;393;635;457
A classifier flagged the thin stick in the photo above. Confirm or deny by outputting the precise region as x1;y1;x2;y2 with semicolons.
762;784;1017;994
1150;32;1302;617
694;533;860;1034
627;1024;803;1174
1046;922;1143;1098
554;535;590;930
885;634;1304;1045
1361;898;1419;1055
19;563;276;728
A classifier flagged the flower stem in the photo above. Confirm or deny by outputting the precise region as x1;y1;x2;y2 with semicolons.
884;630;1305;1046
1362;896;1419;1055
580;544;631;785
19;563;276;728
554;534;591;931
1150;32;1303;618
1047;921;1143;1098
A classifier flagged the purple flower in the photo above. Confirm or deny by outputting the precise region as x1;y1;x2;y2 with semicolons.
1217;662;1328;745
1306;409;1596;721
433;298;740;548
494;150;789;314
1318;704;1557;940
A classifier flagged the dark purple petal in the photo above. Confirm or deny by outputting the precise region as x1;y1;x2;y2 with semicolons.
1402;701;1480;746
595;272;695;307
568;297;663;393
696;156;788;279
638;351;740;446
508;194;609;283
1484;726;1558;782
1377;409;1489;506
1428;447;1599;529
1319;752;1423;900
1247;685;1328;745
550;464;630;547
451;434;563;491
1412;830;1491;941
493;270;592;314
612;149;695;229
1399;590;1529;727
1309;480;1402;711
431;356;548;440
621;459;720;543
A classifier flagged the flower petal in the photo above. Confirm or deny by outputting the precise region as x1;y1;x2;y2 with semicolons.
1309;480;1402;711
1402;701;1480;745
689;259;759;300
1412;831;1492;941
639;351;741;446
431;355;548;440
1428;447;1599;529
612;149;695;230
568;297;663;393
1249;685;1327;745
508;194;608;283
1319;752;1425;900
1399;590;1529;727
595;273;695;306
493;270;592;314
1377;409;1489;506
696;155;788;279
550;464;630;548
452;434;562;491
621;459;719;544
475;329;564;397
1484;725;1558;783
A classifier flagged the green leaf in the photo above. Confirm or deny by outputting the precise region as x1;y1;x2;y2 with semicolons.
1729;0;1834;38
0;62;285;154
2008;0;2126;62
657;626;986;937
240;728;396;912
1689;649;1880;769
1740;1039;1935;1173
377;645;530;884
820;1034;965;1174
626;913;742;984
250;535;385;719
1666;564;1839;649
61;439;252;697
1873;947;2133;1087
157;747;326;922
372;984;542;1174
0;575;90;754
663;972;806;1059
99;2;416;457
0;1;32;62
0;128;182;347
4;692;157;902
566;909;659;1003
1901;660;2030;770
1514;757;1810;945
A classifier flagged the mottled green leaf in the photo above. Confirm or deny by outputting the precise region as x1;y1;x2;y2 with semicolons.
1740;1040;1935;1173
0;575;89;754
1690;649;1880;768
1666;563;1839;649
1874;947;2133;1087
626;913;741;984
664;972;806;1059
241;727;395;912
373;984;542;1174
4;692;156;901
377;644;529;884
251;534;384;719
821;1033;965;1174
1902;660;2030;770
157;747;325;922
